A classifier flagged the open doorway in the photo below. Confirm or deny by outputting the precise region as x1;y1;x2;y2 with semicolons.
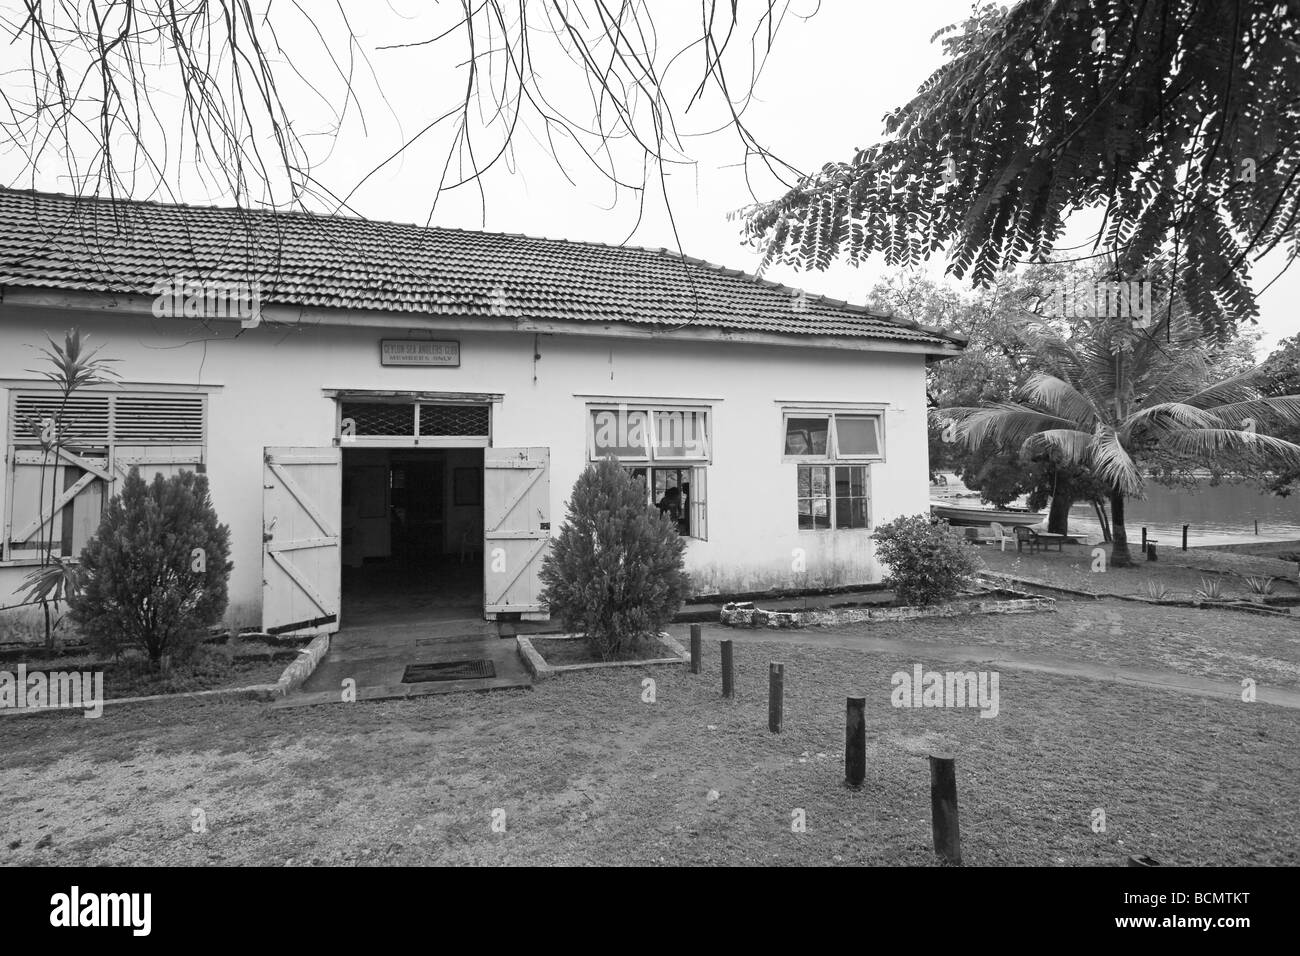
340;447;484;625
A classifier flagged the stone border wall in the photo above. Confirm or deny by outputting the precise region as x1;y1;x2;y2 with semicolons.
720;586;1055;629
517;632;688;681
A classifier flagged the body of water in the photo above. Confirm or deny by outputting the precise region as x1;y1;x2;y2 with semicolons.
1068;480;1300;544
933;474;1300;545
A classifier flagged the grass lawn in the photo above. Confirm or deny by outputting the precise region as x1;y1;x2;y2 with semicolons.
1;637;1295;866
979;542;1300;602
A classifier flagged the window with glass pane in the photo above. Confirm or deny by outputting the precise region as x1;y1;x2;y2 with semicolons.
590;408;650;459
624;466;698;538
835;416;880;458
785;417;829;457
834;466;870;529
797;465;831;529
653;467;691;536
654;410;709;459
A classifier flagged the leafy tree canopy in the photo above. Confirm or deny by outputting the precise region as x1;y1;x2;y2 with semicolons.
743;0;1300;339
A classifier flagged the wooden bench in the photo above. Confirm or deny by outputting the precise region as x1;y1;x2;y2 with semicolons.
1015;526;1066;553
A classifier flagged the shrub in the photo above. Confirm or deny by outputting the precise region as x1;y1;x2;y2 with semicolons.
539;458;688;660
70;468;232;666
871;514;982;606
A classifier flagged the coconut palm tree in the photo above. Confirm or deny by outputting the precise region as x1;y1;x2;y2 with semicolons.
940;313;1300;567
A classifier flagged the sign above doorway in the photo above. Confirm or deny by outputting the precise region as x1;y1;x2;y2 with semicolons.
380;339;460;367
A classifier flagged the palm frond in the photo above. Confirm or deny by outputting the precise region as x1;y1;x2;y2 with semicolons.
1021;428;1095;466
1089;425;1143;496
1019;372;1099;428
955;403;1076;450
1203;395;1300;430
1160;429;1300;467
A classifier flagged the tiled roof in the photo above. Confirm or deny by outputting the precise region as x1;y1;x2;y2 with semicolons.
0;189;963;349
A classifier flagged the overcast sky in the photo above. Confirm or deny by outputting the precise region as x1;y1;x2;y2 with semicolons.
5;1;1294;356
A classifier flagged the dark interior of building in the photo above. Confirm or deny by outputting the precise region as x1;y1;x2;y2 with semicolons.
340;447;484;624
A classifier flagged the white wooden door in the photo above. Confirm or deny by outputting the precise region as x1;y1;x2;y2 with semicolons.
262;447;341;635
484;447;550;616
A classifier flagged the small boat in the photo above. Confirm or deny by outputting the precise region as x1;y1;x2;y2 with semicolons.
929;500;1045;528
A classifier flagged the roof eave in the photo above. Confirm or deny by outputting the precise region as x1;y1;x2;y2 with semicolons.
0;286;965;356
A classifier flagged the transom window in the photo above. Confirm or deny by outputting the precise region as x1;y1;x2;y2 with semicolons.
783;410;883;461
338;400;491;446
588;406;710;462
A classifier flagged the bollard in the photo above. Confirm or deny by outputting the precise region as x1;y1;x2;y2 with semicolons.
690;624;702;675
1141;527;1147;552
768;662;784;733
1182;524;1189;551
929;753;961;864
845;697;866;788
720;639;734;699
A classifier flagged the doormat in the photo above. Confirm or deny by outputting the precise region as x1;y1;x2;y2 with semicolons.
401;659;496;683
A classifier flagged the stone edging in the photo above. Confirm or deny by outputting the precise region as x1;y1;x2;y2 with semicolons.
979;570;1300;618
720;585;1055;629
0;633;332;715
274;634;331;694
516;632;689;680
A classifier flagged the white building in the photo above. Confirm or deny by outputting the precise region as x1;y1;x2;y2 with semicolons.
0;189;963;638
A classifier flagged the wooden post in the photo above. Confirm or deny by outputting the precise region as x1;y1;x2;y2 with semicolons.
845;697;866;788
1182;524;1189;551
929;753;961;864
1141;527;1147;552
1255;519;1260;536
768;662;784;733
689;624;702;675
720;639;734;699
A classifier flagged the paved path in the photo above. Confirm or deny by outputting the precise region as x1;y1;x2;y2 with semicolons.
274;615;540;709
668;622;1300;710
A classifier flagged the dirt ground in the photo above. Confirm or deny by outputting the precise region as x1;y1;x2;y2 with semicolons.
2;632;1296;867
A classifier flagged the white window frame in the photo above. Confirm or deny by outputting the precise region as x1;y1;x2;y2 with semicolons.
588;402;711;540
781;403;882;532
623;463;709;541
795;463;872;533
780;405;886;463
586;404;712;464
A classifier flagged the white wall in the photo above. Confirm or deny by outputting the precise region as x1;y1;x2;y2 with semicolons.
0;307;932;632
